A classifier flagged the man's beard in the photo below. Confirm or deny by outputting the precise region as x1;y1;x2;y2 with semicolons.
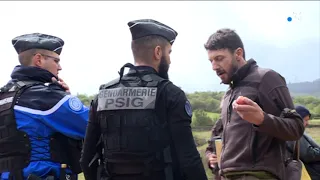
221;57;239;84
158;56;169;80
228;57;239;82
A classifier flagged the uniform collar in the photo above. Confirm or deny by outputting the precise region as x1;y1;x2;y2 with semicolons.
127;65;158;75
10;65;57;83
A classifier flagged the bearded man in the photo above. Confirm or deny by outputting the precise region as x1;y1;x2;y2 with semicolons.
204;28;304;180
80;19;208;180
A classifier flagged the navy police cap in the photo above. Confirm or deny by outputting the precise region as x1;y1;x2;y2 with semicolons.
12;33;64;55
128;19;178;45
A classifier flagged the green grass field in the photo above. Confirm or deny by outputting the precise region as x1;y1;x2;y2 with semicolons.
78;119;320;180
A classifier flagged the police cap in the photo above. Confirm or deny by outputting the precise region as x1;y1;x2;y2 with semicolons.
12;33;64;55
128;19;178;45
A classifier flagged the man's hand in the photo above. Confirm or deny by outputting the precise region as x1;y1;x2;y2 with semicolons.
52;77;70;93
207;153;218;168
233;96;264;126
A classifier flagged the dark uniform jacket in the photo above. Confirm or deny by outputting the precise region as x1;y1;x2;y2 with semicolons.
80;66;208;180
217;59;304;179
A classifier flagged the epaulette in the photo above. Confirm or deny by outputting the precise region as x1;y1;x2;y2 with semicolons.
99;78;120;90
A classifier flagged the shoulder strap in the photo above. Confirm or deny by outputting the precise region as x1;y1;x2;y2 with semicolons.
16;80;42;88
293;139;300;160
160;81;176;180
142;73;169;88
100;78;120;90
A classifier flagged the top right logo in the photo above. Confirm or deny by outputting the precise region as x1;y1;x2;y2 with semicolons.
287;12;302;22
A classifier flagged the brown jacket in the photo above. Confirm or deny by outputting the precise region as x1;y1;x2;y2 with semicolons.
206;119;223;180
209;59;304;180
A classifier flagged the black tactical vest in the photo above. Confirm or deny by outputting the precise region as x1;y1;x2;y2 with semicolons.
97;64;173;178
0;81;82;179
0;81;36;180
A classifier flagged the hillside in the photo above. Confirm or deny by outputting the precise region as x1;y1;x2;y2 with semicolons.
287;78;320;97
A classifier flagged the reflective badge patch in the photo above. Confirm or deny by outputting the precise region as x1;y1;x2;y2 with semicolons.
0;97;13;106
68;96;83;111
185;100;192;117
0;96;14;111
97;87;157;111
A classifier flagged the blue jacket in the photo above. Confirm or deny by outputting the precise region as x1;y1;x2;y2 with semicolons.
1;66;89;180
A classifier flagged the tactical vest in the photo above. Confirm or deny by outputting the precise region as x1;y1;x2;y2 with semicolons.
0;81;35;180
0;81;82;180
97;64;173;179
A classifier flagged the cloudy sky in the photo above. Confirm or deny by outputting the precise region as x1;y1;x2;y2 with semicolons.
0;1;319;95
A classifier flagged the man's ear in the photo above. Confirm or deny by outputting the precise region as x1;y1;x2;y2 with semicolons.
235;48;244;61
154;46;162;61
33;53;42;67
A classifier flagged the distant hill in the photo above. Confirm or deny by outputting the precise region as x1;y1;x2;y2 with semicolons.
287;78;320;97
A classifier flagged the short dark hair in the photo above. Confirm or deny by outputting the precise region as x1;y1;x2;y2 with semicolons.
204;28;245;59
131;35;168;63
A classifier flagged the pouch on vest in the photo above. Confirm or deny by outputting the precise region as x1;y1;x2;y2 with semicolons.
49;133;83;174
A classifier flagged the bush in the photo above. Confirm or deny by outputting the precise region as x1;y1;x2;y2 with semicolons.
192;109;213;126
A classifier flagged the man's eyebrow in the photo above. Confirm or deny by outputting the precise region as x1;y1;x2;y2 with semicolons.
214;55;224;60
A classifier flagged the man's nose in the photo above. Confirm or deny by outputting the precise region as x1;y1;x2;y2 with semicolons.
58;64;62;71
211;61;219;71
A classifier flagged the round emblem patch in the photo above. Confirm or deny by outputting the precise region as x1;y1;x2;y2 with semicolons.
68;96;82;111
185;100;193;117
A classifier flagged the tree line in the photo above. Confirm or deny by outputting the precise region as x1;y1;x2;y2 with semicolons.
77;91;320;126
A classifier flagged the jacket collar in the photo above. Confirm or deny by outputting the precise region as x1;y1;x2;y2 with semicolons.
230;59;257;88
127;65;158;75
10;65;57;83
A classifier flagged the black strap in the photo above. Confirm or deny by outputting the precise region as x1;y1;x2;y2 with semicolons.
9;170;23;180
118;63;137;81
89;135;103;167
27;173;76;180
27;174;42;180
60;167;66;180
293;141;300;160
160;82;174;180
118;63;159;85
59;167;78;180
163;146;173;180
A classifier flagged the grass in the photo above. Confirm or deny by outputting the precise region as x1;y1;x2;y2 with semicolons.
78;120;320;180
310;119;320;125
